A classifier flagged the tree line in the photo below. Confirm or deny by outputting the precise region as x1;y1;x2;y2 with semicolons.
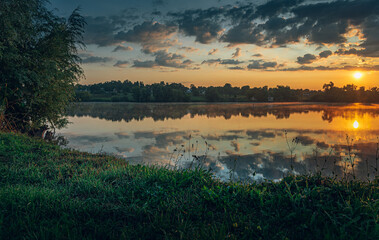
75;81;379;103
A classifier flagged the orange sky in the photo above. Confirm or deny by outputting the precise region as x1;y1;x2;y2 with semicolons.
82;65;379;89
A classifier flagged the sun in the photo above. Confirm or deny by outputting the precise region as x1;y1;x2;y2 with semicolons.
353;72;363;79
353;120;359;129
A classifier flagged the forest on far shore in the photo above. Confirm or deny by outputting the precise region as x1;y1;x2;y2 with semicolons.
75;81;379;103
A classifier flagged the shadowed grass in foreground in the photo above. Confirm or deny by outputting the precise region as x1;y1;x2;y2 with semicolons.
0;132;378;239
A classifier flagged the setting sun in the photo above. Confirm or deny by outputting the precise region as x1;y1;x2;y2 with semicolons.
354;72;363;79
353;120;359;129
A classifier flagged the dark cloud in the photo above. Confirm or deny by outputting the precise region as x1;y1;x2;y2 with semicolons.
115;21;178;53
252;53;262;57
112;45;133;52
83;10;140;47
247;60;277;69
319;50;333;58
296;135;315;146
169;8;225;44
208;48;219;55
246;130;276;140
132;50;193;69
178;46;199;52
81;55;113;64
83;16;121;46
316;141;330;149
171;0;379;58
67;135;113;144
296;54;317;65
202;133;243;141
154;131;188;148
202;58;244;65
280;64;379;71
132;60;156;68
229;66;245;70
114;147;134;153
230;140;240;152
133;130;193;149
232;47;242;58
221;21;264;46
359;16;379;57
134;131;157;139
336;16;379;58
152;0;165;6
114;132;130;139
255;0;306;18
113;60;129;68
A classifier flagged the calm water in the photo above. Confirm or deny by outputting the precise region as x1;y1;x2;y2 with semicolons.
59;102;379;181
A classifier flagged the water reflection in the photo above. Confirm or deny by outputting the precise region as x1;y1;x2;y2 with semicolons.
60;103;379;181
66;102;379;123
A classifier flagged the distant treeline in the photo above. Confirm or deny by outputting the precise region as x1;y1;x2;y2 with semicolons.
75;81;379;103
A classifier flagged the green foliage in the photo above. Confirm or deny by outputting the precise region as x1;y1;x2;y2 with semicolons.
0;0;85;132
75;80;379;103
0;132;378;239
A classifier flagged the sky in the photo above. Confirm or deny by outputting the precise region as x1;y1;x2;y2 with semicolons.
49;0;379;89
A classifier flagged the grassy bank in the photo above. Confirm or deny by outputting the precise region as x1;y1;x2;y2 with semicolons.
0;132;378;239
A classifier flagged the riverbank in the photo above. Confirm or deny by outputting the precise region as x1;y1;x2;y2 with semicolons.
0;132;377;239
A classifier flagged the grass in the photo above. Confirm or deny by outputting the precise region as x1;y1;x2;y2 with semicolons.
0;132;378;239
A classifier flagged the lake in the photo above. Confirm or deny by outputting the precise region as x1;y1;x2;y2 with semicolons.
59;102;379;181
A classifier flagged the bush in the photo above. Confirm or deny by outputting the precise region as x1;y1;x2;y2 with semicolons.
0;0;85;132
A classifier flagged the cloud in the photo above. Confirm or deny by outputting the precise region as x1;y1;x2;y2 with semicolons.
81;55;113;64
178;46;199;52
83;10;140;47
202;58;244;65
112;45;133;52
230;140;240;152
232;47;242;58
134;131;158;139
169;8;225;44
114;132;130;139
67;135;113;145
83;16;121;46
114;147;134;153
202;133;243;141
113;60;129;68
296;54;317;65
132;60;156;68
208;48;219;55
280;64;379;71
133;130;191;149
221;21;264;46
319;50;333;58
246;130;276;140
229;66;245;70
296;135;315;146
167;0;379;56
152;0;165;6
115;21;178;53
247;60;277;69
132;50;193;69
252;53;262;57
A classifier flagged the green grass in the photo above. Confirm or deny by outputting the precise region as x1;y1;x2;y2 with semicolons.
0;132;378;239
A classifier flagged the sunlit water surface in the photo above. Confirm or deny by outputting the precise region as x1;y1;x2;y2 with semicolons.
59;103;379;181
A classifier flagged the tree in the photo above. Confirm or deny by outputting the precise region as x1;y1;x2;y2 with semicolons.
0;0;85;132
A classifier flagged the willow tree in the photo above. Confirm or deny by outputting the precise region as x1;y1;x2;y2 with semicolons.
0;0;85;132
